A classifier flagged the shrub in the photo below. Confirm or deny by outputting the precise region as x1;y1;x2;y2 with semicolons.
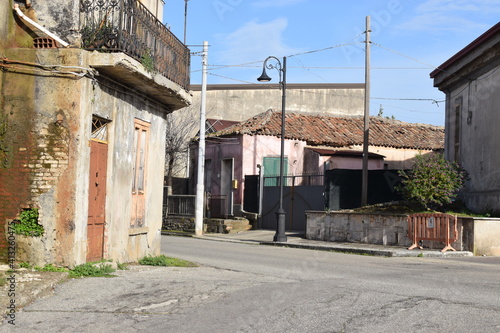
397;153;468;209
12;208;44;237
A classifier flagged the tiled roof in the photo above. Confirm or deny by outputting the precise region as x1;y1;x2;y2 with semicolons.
211;110;444;150
206;119;240;132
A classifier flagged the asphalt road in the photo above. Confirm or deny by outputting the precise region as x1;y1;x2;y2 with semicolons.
2;235;500;332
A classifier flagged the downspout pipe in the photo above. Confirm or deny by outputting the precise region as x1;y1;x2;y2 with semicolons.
13;4;69;47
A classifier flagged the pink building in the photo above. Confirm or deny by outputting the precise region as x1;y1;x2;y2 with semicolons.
192;111;444;217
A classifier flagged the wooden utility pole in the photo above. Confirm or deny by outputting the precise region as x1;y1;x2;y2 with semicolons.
361;16;371;207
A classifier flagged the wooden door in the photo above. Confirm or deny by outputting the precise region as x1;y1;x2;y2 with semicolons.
221;158;234;216
131;120;150;228
87;140;108;262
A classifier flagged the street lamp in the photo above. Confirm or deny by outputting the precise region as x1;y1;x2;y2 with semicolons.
257;56;287;242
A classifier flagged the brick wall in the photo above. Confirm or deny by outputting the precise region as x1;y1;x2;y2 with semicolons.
0;71;70;262
0;110;35;261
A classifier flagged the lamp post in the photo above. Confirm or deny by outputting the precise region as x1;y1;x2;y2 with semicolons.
257;56;287;242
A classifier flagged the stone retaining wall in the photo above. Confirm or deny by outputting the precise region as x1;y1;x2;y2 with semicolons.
306;211;500;255
306;212;410;247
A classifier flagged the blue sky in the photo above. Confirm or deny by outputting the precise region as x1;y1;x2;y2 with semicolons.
163;0;499;125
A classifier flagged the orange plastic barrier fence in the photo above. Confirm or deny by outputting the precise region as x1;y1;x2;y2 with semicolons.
407;213;458;252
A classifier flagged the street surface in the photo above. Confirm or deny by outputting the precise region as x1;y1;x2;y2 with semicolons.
2;235;500;332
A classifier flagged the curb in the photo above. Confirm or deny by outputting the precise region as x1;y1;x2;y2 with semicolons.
183;234;474;258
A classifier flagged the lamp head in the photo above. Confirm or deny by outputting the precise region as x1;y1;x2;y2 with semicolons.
257;68;272;82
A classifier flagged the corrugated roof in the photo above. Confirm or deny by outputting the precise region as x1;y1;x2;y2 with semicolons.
211;110;444;150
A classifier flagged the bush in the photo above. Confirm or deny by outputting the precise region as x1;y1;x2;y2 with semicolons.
397;153;468;209
12;208;44;237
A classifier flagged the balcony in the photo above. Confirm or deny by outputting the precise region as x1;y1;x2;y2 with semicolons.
80;0;190;91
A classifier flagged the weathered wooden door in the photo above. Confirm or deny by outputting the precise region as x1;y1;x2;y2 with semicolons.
87;140;108;262
131;120;150;227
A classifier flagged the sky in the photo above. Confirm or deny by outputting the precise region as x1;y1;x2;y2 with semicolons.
163;0;500;126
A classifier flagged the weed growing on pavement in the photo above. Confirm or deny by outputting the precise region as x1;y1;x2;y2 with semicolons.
69;263;115;278
34;264;68;272
138;255;197;267
18;262;32;269
117;262;128;270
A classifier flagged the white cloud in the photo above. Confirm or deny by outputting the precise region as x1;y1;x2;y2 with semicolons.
215;18;303;65
397;0;499;32
251;0;306;8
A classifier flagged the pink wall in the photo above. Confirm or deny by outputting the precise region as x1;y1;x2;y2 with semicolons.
201;134;431;216
322;155;384;170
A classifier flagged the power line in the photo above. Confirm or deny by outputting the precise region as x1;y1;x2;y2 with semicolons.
287;42;361;58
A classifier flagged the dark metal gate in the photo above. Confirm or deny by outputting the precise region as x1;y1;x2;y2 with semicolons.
260;175;324;232
324;169;403;210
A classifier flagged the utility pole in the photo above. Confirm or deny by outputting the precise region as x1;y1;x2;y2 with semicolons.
183;0;189;44
361;16;371;207
195;41;208;236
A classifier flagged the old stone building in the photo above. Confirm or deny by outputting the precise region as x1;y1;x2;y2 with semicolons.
0;0;191;266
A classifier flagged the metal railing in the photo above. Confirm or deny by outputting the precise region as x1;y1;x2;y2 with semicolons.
263;174;324;187
80;0;190;90
164;195;195;217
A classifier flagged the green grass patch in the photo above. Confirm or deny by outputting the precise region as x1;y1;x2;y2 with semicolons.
34;264;68;272
347;200;492;217
139;255;197;267
69;262;115;278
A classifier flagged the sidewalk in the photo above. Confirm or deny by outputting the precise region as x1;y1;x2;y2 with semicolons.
196;230;474;258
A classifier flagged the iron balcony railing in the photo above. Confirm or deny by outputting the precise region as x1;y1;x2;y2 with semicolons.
80;0;190;90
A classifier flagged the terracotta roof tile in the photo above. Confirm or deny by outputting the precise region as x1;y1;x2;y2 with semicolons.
211;110;444;150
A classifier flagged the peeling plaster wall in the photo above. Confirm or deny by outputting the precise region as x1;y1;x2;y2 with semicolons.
20;1;80;45
87;72;166;264
1;48;167;266
1;48;83;266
